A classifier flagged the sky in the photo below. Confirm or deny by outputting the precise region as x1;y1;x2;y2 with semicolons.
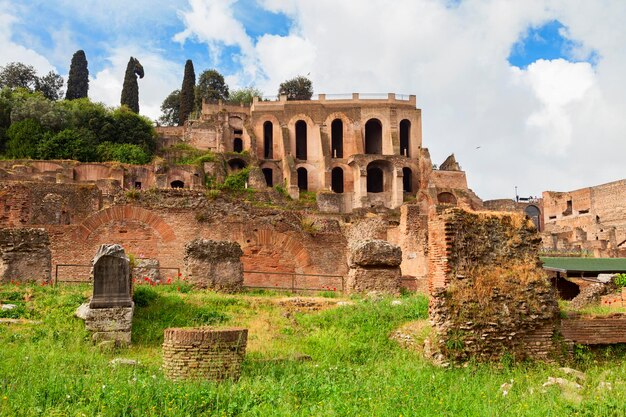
1;0;625;200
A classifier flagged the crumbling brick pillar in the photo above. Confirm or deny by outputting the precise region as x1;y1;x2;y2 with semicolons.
346;240;402;294
162;327;248;381
426;208;560;363
0;228;51;283
184;239;244;292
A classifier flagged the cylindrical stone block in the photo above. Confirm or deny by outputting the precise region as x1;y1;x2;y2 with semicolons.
162;327;248;381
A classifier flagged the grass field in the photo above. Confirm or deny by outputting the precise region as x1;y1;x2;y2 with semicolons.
1;282;626;416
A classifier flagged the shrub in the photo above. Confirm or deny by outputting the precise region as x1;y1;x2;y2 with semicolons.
614;273;626;288
5;118;44;158
220;167;250;191
37;128;97;161
97;142;151;164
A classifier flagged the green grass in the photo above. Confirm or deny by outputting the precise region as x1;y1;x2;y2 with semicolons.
2;283;626;416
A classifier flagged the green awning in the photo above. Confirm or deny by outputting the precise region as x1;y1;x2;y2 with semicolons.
540;257;626;274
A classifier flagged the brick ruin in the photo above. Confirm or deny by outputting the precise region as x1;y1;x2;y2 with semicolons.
427;208;561;362
162;327;248;381
183;239;244;292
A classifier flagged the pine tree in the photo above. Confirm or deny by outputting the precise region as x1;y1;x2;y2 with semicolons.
120;57;143;113
178;60;195;125
65;50;89;100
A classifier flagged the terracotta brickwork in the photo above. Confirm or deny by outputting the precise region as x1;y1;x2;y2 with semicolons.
0;228;51;283
561;314;626;344
162;327;248;381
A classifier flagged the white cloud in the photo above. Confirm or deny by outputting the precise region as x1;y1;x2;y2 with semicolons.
0;4;56;74
90;47;181;120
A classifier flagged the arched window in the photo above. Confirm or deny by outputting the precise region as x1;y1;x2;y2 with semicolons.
437;192;457;205
402;167;412;193
331;167;344;193
263;121;273;159
400;119;410;157
297;167;308;191
233;137;243;153
331;119;343;158
262;168;273;187
365;119;382;154
367;167;384;193
295;120;307;160
524;205;541;231
170;180;184;189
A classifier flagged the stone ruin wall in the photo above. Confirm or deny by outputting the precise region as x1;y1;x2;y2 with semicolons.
427;208;561;362
0;228;51;283
542;179;626;257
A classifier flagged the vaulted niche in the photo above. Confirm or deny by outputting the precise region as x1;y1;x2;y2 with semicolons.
263;121;273;159
331;167;344;193
400;119;410;156
233;138;243;153
366;167;384;193
170;180;184;189
295;120;307;160
402;167;412;192
365;118;382;154
331;119;343;158
262;168;273;187
297;167;308;191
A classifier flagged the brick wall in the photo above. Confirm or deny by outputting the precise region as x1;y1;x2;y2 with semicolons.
561;314;626;344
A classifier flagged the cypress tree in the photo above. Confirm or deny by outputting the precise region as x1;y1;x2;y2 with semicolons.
120;57;143;113
178;60;195;125
65;50;89;100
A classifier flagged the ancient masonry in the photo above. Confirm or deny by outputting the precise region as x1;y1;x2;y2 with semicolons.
0;228;51;283
162;327;248;381
346;239;402;294
183;239;244;291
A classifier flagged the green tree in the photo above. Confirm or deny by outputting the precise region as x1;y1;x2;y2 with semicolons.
158;89;180;126
65;50;89;100
0;88;13;152
229;86;263;105
179;59;195;125
278;75;313;100
120;57;144;113
10;91;69;131
0;62;64;100
37;128;97;161
195;69;228;109
5;118;45;158
111;106;156;153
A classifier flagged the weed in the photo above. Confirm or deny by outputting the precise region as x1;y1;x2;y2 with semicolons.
125;189;140;200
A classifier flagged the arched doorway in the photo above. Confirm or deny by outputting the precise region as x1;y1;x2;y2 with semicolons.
331;167;344;193
367;167;384;193
297;167;308;191
365;119;382;154
263;121;273;159
170;180;184;189
525;205;541;231
295;120;307;160
402;167;412;193
437;192;457;205
233;138;243;153
331;119;343;158
400;119;410;157
262;168;273;187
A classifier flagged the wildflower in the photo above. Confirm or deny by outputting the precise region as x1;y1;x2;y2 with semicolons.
333;287;336;291
178;272;182;277
166;278;171;284
177;287;181;292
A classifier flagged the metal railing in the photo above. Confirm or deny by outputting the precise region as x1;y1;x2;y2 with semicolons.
54;264;181;285
243;270;344;293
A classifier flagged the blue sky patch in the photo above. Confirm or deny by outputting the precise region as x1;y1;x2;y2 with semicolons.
233;0;291;39
508;20;599;68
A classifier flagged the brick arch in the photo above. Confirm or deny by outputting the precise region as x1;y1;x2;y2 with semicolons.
77;206;176;242
229;227;312;272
